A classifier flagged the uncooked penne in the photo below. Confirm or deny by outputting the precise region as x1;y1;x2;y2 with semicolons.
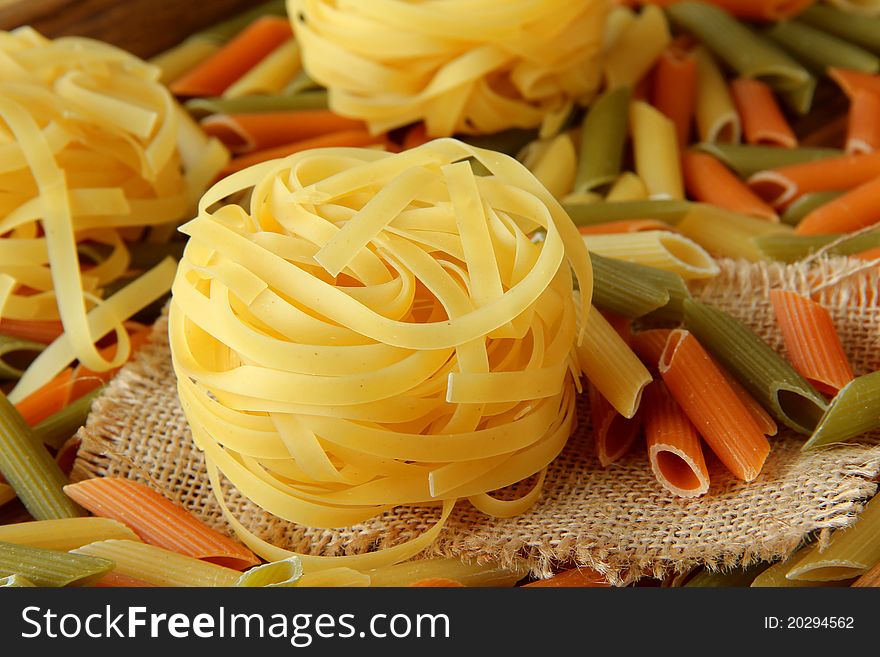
0;518;140;551
630;101;684;200
588;381;642;467
583;230;719;280
603;5;670;89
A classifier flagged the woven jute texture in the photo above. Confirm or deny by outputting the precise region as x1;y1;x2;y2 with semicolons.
72;257;880;586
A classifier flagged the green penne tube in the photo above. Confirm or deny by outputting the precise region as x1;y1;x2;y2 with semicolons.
802;371;880;450
236;557;303;587
0;541;113;587
798;5;880;56
0;391;85;520
185;90;329;119
33;387;104;451
642;270;692;324
195;0;288;42
667;3;814;102
573;86;631;194
589;254;670;318
693;143;842;178
564;200;692;227
460;128;537;157
784;495;880;581
684;564;770;587
0;335;45;381
766;21;880;75
754;230;880;262
0;574;35;587
683;300;828;434
780;191;843;226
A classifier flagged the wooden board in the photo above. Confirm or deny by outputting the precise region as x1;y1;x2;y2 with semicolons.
0;0;264;58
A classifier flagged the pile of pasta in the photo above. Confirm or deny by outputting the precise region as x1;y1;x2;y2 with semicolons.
0;26;228;407
167;138;592;567
287;0;609;137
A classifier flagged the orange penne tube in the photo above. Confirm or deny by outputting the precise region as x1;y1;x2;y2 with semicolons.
722;369;778;437
795;174;880;235
402;122;430;150
410;578;465;587
769;290;855;396
829;67;880;100
855;246;880;261
578;219;673;235
652;42;698;148
201;111;366;154
588;381;642;467
846;90;880;156
659;329;770;482
221;129;384;176
630;328;672;372
170;16;293;97
64;478;260;570
683;151;778;221
0;319;65;344
748;150;880;208
643;380;709;498
637;0;811;20
730;78;797;149
523;568;610;587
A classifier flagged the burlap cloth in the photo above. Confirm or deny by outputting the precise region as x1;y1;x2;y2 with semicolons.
71;257;880;585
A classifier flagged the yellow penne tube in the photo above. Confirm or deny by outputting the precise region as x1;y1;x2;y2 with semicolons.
0;518;140;551
630;101;684;200
73;540;242;587
677;204;792;262
582;230;720;280
149;37;221;85
751;545;832;587
0;574;35;587
606;172;649;202
576;305;651;418
223;38;301;99
603;5;670;89
694;46;741;144
367;557;526;587
602;6;636;53
530;132;577;200
785;495;880;582
236;556;302;587
296;568;372;587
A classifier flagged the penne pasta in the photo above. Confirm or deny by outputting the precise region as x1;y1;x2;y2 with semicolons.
295;568;371;587
852;560;880;587
755;229;880;261
603;5;671;89
785;495;880;581
588;381;642;467
643;380;709;498
0;540;113;587
605;173;649;202
846;89;880;155
236;556;303;587
639;0;813;21
72;540;243;587
150;37;221;86
825;0;880;17
631;329;673;372
751;545;832;587
799;5;880;55
694;143;842;179
769;290;855;396
0;518;139;551
583;230;720;279
64;478;260;569
589;253;671;318
94;572;157;588
730;78;797;149
184;90;329;119
578;219;671;234
523;568;609;587
794;173;880;235
576;306;652;419
0;335;45;381
223;38;301;99
574;86;632;193
693;46;741;143
766;20;880;75
0;391;84;520
748;149;880;208
530;132;577;200
33;386;103;450
683;300;828;435
367;558;526;588
0;483;14;507
652;42;698;148
682;151;778;221
564;199;691;228
677;204;791;261
0;574;35;587
803;371;880;450
668;2;815;113
659;329;770;482
780;191;843;226
630;101;684;200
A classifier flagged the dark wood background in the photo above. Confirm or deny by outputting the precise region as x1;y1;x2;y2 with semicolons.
0;0;265;58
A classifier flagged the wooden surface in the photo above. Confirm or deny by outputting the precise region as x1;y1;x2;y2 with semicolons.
0;0;265;58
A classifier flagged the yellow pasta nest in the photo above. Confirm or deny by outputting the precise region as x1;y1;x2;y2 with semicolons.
169;138;593;567
0;27;228;402
288;0;610;137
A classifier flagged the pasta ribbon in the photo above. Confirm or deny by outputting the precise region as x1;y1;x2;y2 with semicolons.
288;0;609;136
0;28;228;400
169;138;592;569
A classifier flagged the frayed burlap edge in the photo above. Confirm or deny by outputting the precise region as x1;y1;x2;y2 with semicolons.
72;257;880;586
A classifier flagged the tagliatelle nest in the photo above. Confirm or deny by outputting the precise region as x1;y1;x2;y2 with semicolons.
288;0;610;136
168;138;592;569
